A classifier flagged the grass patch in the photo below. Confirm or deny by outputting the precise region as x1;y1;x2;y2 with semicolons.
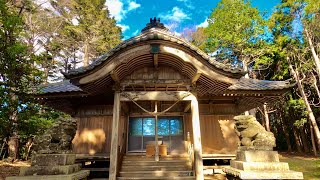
280;154;320;180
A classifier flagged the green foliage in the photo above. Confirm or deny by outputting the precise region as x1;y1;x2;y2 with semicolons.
284;97;308;127
201;0;266;66
50;0;122;68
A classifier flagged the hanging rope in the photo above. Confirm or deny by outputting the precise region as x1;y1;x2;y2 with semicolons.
121;91;190;116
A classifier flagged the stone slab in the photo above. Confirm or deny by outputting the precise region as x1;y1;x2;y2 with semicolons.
236;151;279;162
230;160;289;171
31;154;76;166
223;167;303;180
6;170;90;180
19;164;81;176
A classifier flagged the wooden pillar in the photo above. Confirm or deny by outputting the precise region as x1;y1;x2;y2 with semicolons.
109;91;120;180
190;95;204;180
155;101;159;161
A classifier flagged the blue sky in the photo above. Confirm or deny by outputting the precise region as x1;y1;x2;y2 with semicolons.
105;0;280;40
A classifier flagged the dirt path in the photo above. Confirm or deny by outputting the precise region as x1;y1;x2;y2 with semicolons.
0;161;30;180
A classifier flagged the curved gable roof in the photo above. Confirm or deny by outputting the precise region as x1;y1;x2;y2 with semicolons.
62;27;245;79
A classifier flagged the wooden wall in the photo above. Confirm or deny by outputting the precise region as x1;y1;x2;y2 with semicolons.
72;105;127;155
184;115;239;155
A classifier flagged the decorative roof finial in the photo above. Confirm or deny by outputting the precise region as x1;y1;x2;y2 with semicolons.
141;17;168;32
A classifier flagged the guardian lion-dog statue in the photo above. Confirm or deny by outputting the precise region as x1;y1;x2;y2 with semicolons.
234;115;276;150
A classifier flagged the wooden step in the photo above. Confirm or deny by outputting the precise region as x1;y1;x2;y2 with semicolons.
123;156;189;161
119;170;193;177
117;176;196;180
122;160;189;165
121;165;190;171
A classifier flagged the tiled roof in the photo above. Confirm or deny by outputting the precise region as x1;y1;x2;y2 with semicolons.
39;80;83;94
228;78;293;91
62;28;244;78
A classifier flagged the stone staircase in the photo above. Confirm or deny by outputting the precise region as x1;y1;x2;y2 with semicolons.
117;155;195;180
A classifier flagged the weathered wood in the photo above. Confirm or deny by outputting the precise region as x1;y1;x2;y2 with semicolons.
109;92;120;180
120;91;193;101
110;70;120;83
153;54;158;68
184;102;191;113
72;116;113;154
160;45;238;84
78;44;238;85
154;101;159;161
120;79;191;87
190;95;204;180
192;73;201;85
79;45;151;84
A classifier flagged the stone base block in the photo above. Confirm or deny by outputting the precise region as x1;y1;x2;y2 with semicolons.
19;164;81;176
31;154;76;166
230;160;289;171
236;151;279;162
224;167;303;180
6;170;90;180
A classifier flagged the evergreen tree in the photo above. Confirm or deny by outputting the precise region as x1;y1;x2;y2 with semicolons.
0;0;42;160
200;0;266;75
51;0;122;67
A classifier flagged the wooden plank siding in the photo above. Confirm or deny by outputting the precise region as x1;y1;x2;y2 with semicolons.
184;115;239;155
72;115;126;155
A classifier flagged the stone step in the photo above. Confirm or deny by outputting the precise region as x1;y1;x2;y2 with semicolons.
119;170;193;177
121;165;191;171
117;176;196;180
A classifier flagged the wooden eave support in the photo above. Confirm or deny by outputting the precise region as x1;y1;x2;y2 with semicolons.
192;72;201;85
110;70;120;83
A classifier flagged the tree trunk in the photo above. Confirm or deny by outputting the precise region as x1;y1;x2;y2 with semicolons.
8;91;19;161
310;122;317;156
288;59;320;152
299;126;309;153
279;108;292;152
305;29;320;82
293;127;303;153
243;60;250;115
263;103;270;131
83;42;89;67
312;73;320;100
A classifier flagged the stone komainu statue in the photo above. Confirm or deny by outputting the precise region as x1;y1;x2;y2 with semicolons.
33;116;77;154
234;115;276;150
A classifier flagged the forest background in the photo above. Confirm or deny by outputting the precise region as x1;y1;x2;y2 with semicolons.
0;0;320;160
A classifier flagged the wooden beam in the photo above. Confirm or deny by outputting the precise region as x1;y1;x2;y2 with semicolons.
184;102;191;112
110;71;120;83
153;54;158;68
120;91;193;101
190;95;204;180
121;102;129;115
109;92;120;180
120;79;191;87
192;72;201;85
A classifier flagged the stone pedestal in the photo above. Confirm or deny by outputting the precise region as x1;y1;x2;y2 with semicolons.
6;154;89;180
223;151;303;180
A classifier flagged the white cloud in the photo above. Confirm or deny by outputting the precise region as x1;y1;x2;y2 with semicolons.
196;18;209;28
105;0;141;22
128;1;141;11
118;24;130;32
106;0;124;21
176;0;194;9
132;30;139;36
159;7;190;22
